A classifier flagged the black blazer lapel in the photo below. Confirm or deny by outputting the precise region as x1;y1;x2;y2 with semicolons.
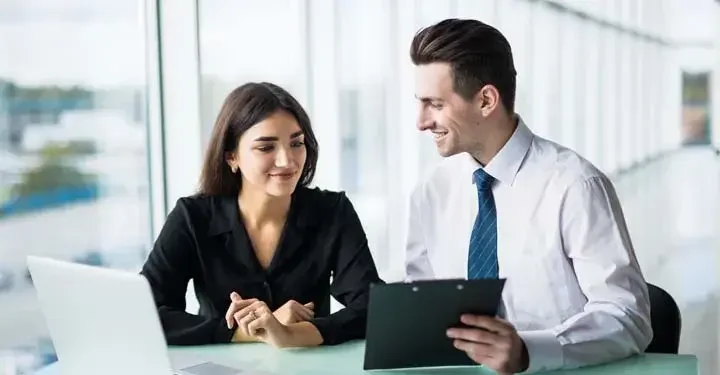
266;189;317;276
208;196;264;279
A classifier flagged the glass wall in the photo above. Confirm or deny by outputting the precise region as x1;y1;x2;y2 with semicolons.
198;0;307;144
335;0;395;269
715;5;720;148
0;1;152;372
0;0;701;371
195;0;680;282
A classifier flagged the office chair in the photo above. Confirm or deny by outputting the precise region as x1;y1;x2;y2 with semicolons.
645;283;682;354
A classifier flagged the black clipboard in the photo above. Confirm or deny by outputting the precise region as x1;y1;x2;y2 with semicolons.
363;278;506;370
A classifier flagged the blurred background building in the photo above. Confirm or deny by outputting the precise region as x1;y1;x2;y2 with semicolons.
0;0;719;374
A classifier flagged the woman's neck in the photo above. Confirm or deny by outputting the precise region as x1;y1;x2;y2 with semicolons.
237;188;292;228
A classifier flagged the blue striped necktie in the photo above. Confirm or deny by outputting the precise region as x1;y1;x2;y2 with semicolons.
467;168;498;279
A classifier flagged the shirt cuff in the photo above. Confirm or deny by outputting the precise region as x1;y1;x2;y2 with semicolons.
517;329;563;373
310;316;337;345
215;318;235;343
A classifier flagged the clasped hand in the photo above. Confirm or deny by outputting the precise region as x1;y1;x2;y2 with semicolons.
224;292;314;347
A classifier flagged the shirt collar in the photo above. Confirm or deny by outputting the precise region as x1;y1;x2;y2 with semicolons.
464;115;533;187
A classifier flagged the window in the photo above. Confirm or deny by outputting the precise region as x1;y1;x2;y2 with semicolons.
415;0;455;170
336;0;394;275
495;0;533;127
558;12;581;153
198;0;306;144
600;27;619;173
417;0;455;25
582;23;602;167
0;0;152;372
617;31;634;170
187;0;684;287
457;0;498;24
528;4;559;140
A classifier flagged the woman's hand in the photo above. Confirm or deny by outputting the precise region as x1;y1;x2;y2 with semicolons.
226;292;263;343
235;300;294;348
225;292;258;329
273;300;314;326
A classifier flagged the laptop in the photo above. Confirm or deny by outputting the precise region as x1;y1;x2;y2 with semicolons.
363;278;506;370
26;255;244;375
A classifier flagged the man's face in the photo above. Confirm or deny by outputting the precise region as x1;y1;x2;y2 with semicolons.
415;62;483;157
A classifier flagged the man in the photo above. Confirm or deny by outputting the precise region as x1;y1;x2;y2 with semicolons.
405;19;652;374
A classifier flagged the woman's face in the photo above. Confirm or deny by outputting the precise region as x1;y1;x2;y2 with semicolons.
226;110;307;198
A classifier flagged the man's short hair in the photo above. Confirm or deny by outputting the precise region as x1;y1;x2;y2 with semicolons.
410;18;517;113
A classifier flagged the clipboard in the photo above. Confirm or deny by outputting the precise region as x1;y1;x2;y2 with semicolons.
363;278;506;370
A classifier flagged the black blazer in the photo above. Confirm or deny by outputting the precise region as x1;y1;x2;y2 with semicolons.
140;187;384;346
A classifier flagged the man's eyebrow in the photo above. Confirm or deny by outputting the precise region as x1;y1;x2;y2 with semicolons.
415;95;443;102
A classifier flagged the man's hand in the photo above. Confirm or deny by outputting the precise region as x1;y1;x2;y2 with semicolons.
447;315;529;375
273;300;315;325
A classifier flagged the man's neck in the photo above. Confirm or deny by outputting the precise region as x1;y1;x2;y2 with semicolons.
470;113;518;166
237;188;291;228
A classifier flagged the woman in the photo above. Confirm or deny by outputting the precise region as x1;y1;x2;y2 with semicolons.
140;82;384;348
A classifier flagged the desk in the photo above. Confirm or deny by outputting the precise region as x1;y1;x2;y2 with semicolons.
35;340;697;374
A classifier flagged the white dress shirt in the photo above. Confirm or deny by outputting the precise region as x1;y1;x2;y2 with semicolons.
405;117;653;373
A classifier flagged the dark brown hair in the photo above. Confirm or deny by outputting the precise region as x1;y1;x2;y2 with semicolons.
198;82;318;196
410;18;517;113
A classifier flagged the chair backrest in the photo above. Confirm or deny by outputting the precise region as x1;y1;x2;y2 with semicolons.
645;283;682;354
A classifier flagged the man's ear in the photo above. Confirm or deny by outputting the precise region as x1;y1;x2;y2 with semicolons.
476;85;500;116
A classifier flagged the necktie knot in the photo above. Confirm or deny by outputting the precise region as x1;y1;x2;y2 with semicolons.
473;168;494;191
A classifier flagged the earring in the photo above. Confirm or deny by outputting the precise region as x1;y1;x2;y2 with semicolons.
231;166;237;173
